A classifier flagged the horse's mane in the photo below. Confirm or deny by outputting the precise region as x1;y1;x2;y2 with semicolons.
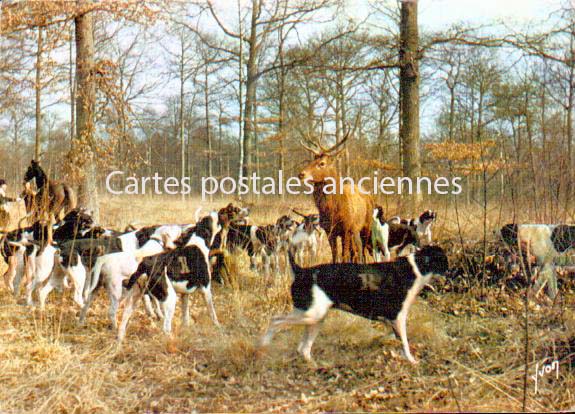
34;165;47;189
26;161;48;189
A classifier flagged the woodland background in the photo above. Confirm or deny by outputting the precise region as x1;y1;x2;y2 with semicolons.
1;0;575;220
1;3;575;413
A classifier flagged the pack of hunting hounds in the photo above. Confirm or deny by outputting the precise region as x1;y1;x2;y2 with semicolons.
0;160;573;365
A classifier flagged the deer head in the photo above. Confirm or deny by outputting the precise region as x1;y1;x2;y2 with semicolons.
298;131;350;184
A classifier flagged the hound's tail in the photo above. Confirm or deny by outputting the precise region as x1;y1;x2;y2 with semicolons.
194;206;202;222
88;255;106;294
287;248;301;275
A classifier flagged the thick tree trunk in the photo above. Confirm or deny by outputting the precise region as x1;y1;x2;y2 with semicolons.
243;64;257;179
399;0;421;208
35;26;43;161
236;0;245;197
74;1;99;220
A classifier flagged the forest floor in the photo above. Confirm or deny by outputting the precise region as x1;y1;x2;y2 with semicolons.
0;195;574;413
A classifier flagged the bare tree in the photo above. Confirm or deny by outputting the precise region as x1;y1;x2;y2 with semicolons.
183;0;338;189
399;0;421;208
73;0;99;218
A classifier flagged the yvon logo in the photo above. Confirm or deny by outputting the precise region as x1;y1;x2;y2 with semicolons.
532;359;559;394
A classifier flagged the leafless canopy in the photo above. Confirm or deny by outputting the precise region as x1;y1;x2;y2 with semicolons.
299;113;360;156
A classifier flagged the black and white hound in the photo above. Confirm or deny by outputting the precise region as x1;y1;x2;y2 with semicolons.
290;213;321;266
2;209;96;306
371;206;391;261
224;216;296;276
389;210;437;246
260;245;449;364
76;224;184;328
369;206;419;261
117;212;221;341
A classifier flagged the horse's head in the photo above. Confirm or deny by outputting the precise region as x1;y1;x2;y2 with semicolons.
23;160;46;188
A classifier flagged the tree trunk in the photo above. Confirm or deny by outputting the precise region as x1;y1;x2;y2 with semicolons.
449;85;455;141
218;104;223;178
277;41;286;199
540;77;549;219
69;25;75;145
242;0;259;185
12;112;21;184
179;40;185;200
205;66;213;201
567;29;575;203
476;86;484;202
237;0;245;198
567;66;573;202
399;0;421;209
525;94;538;216
74;1;99;220
35;26;43;161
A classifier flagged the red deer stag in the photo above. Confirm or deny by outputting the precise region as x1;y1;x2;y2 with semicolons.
298;132;373;263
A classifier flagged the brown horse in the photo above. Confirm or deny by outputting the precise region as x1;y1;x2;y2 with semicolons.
23;160;77;220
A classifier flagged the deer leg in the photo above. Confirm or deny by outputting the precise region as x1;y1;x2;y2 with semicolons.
342;232;351;262
352;231;364;263
328;232;338;263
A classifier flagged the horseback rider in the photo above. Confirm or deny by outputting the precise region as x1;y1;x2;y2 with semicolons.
0;179;21;205
0;179;22;229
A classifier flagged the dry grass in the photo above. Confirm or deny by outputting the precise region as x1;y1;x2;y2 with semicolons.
0;195;574;413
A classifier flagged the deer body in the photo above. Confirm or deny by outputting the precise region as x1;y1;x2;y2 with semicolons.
299;153;373;263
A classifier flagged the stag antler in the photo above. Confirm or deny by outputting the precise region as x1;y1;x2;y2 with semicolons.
325;111;361;156
297;124;323;156
299;138;322;156
298;112;361;156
